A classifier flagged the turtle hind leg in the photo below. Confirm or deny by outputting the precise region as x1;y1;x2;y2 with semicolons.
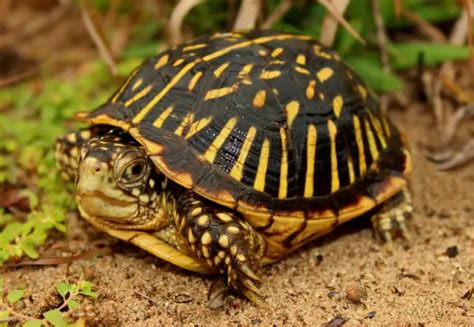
371;187;413;246
176;191;266;304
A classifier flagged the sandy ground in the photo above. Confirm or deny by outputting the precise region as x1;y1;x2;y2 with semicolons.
2;100;474;326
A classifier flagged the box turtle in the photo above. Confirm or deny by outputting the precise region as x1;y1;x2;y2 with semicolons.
56;30;413;302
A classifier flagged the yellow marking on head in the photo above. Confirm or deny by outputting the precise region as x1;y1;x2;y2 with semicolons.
304;124;317;197
111;66;140;102
239;64;254;76
357;85;368;101
316;67;334;82
365;118;380;161
185;117;213;139
353;115;366;175
153;105;174;128
253;138;271;192
230;127;257;181
124;85;152;107
333;95;344;118
296;54;306;65
252;90;266;108
66;133;77;143
216;213;233;223
313;45;332;60
204;86;236;100
218;235;229;248
214;62;231;77
201;232;212;245
133;61;198;123
271;47;284;57
347;156;355;184
278;128;288;199
285;101;300;127
295;67;310;75
132;79;143;91
367;111;387;148
306;80;316;100
174;113;193;136
260;70;281;80
173;58;185;67
203;118;238;163
154;54;169;70
80;129;91;140
188;71;203;91
381;115;391;136
327;120;340;193
183;43;208;52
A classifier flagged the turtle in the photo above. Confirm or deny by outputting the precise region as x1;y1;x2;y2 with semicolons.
55;30;413;303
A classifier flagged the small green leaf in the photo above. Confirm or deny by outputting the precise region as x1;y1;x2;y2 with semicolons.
67;299;80;310
23;320;43;327
0;310;10;327
56;282;70;298
7;289;25;304
43;309;68;327
21;240;39;259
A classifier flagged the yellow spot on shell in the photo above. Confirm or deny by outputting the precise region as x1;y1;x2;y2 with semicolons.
295;67;310;75
365;118;380;161
183;43;208;51
317;67;334;82
204;86;236;100
296;54;306;65
239;64;254;76
203;118;238;163
252;90;266;108
333;95;344;118
357;85;368;101
125;85;152;107
278;128;288;199
271;47;284;57
306;80;316;100
185;117;212;139
260;70;281;80
153;105;174;128
173;58;185;67
214;62;231;77
313;45;332;60
132;79;143;91
253;138;271;192
258;49;267;56
328;120;340;193
304;124;317;197
188;71;203;91
348;156;355;184
154;54;169;70
285;101;300;127
230;127;257;181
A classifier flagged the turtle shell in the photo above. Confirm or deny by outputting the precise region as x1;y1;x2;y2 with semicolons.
77;30;411;257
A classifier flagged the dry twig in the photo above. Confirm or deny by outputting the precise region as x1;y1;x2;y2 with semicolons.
319;0;365;47
370;0;390;73
233;0;262;31
261;0;293;29
401;8;447;43
79;0;118;76
167;0;203;47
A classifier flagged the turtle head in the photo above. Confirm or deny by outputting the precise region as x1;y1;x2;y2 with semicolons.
75;129;168;230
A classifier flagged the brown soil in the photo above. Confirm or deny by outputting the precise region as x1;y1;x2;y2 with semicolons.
3;99;474;326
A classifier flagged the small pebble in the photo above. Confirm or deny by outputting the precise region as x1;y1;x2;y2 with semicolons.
446;246;459;258
345;281;367;303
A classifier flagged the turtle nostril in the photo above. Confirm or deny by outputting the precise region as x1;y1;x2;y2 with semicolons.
94;167;101;173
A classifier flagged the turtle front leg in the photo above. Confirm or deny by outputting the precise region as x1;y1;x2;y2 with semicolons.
54;126;105;182
371;187;413;245
176;191;266;303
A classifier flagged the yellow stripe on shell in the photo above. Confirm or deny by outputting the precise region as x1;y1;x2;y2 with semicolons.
306;80;316;100
239;64;254;76
304;124;317;198
213;62;231;77
285;101;300;127
364;117;380;161
332;95;343;118
111;66;140;102
327;119;340;193
183;43;208;52
230;127;257;181
185;117;213;139
260;70;281;80
131;79;143;91
353;115;366;175
271;47;284;57
316;67;334;82
153;105;174;128
173;58;185;67
253;138;271;192
174;113;193;136
204;86;236;100
203;118;238;163
381;115;391;137
357;85;368;101
347;155;355;184
252;90;266;108
278;128;288;199
125;85;153;107
367;111;387;148
154;54;169;70
295;67;310;75
188;71;203;91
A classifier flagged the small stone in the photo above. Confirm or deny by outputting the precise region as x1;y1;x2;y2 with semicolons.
446;246;459;258
345;281;367;303
367;311;376;319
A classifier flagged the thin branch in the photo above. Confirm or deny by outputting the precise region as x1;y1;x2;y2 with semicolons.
394;0;402;20
261;0;293;29
167;0;203;47
79;0;118;76
401;8;447;43
319;0;365;47
370;0;390;73
233;0;262;31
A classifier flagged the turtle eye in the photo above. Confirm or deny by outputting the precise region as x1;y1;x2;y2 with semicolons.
120;160;149;185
